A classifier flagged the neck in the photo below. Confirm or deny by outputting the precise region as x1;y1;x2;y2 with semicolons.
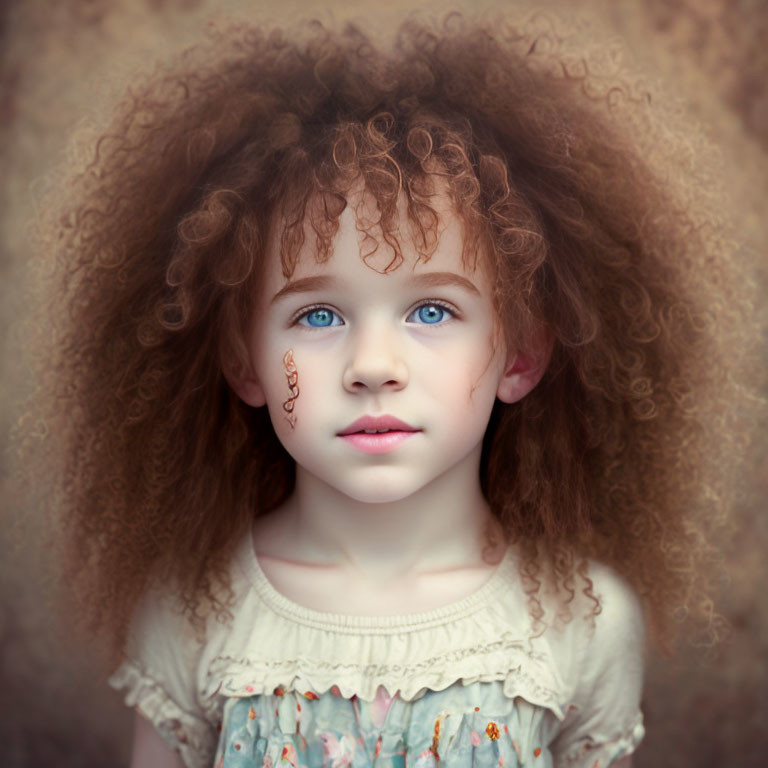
285;444;505;581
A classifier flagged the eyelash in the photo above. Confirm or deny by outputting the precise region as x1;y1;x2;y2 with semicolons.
291;304;343;328
290;300;459;328
408;300;459;324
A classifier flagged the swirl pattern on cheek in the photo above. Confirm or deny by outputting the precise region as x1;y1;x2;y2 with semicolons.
282;349;299;428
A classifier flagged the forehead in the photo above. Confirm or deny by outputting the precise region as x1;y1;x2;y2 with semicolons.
261;183;488;291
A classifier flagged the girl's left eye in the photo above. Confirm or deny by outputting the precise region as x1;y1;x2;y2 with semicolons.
406;302;456;325
296;307;344;328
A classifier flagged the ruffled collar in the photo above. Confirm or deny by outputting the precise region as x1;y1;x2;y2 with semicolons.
199;533;569;717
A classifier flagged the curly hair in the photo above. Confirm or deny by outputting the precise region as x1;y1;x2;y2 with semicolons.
16;10;762;663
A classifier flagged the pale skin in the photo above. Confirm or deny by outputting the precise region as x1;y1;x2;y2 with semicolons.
129;185;632;767
233;185;546;608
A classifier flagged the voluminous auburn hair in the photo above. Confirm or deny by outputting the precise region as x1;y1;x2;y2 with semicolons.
17;11;761;661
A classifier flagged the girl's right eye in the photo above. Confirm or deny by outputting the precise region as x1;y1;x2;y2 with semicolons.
295;306;344;328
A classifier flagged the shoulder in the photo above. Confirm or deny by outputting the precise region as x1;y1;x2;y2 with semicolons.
125;550;250;656
116;582;219;707
531;559;646;698
108;584;223;765
572;561;646;705
107;550;253;766
587;560;646;647
543;561;647;765
534;558;646;654
126;582;205;655
112;533;257;705
550;560;646;677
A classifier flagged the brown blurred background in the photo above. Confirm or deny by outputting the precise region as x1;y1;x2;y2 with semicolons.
1;0;766;766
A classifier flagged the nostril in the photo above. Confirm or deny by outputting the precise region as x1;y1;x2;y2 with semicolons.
343;359;409;392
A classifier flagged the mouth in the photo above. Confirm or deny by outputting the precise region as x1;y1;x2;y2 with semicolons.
337;415;421;455
337;415;420;437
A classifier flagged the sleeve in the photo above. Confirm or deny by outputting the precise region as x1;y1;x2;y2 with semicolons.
107;585;219;768
549;564;646;768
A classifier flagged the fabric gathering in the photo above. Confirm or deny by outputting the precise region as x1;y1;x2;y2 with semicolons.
109;532;645;767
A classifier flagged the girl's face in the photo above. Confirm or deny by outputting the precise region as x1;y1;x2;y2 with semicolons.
233;186;542;504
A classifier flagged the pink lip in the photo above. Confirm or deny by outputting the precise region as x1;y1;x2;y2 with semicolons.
337;414;421;455
337;415;418;436
340;431;419;454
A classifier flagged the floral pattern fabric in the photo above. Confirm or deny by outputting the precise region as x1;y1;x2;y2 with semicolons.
214;681;557;768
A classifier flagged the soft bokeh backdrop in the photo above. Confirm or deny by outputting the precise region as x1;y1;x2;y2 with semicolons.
1;0;766;766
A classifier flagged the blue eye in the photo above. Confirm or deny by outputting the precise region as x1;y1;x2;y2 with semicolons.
407;303;454;325
297;307;343;327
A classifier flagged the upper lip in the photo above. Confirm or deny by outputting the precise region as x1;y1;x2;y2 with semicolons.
338;415;420;436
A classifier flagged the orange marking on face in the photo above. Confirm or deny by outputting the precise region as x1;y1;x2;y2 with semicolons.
282;349;299;428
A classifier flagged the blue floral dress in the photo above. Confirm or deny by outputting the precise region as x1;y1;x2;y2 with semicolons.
108;534;645;768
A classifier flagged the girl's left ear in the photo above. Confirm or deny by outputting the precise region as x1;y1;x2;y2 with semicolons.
496;331;554;404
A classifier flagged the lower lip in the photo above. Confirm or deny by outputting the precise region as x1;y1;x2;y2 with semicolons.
339;431;420;454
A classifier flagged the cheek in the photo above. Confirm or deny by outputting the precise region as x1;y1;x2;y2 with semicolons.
262;347;330;431
425;337;499;404
286;351;330;402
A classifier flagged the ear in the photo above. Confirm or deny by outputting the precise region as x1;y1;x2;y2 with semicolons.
496;332;553;404
224;359;267;408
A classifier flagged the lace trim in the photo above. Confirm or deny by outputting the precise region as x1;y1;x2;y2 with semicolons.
108;660;218;768
212;634;550;682
207;635;564;716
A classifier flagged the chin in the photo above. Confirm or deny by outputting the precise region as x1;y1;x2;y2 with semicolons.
331;477;426;505
336;487;418;505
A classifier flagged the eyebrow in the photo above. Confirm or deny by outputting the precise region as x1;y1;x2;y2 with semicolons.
270;271;480;304
270;276;339;305
410;272;481;296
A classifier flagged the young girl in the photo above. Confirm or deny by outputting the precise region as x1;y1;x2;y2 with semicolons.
20;9;758;768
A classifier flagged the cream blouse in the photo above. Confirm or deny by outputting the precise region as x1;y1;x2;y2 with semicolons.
108;532;645;768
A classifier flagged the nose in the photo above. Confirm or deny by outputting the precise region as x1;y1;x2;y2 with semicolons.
342;322;409;394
